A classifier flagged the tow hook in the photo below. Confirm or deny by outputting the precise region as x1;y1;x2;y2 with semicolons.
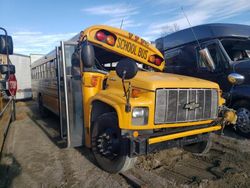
219;106;237;135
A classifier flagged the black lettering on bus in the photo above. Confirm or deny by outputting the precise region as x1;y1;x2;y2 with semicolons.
116;38;122;49
124;39;129;51
140;39;149;47
132;44;136;55
135;36;139;42
138;47;148;59
129;33;133;39
116;37;137;56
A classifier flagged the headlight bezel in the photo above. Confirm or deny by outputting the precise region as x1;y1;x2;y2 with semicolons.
132;107;149;125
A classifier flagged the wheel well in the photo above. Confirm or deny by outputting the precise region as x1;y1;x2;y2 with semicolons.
91;100;116;123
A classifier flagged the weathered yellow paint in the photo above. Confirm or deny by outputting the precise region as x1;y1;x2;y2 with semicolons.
82;72;107;147
148;125;222;145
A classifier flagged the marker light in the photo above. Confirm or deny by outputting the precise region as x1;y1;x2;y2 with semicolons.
91;76;99;87
95;30;117;46
96;31;106;41
155;57;162;66
148;55;156;63
133;131;139;138
106;35;115;46
148;55;163;66
131;88;141;98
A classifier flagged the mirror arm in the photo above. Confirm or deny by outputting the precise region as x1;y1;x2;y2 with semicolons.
121;70;131;112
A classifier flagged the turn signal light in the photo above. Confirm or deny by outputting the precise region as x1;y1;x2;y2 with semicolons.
133;131;139;138
131;88;141;98
106;35;115;46
148;55;163;66
148;55;156;63
91;76;99;87
95;30;116;46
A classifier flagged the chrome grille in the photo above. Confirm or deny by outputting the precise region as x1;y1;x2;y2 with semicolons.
155;89;218;124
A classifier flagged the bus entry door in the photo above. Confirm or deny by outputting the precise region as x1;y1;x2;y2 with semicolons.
57;41;84;147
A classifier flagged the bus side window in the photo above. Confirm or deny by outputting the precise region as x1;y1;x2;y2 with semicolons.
165;46;196;74
198;43;228;71
164;49;181;67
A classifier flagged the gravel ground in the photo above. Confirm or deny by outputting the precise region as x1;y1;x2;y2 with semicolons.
1;101;250;188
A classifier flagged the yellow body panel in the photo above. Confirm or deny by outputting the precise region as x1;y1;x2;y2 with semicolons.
148;125;221;145
83;71;223;147
82;72;107;146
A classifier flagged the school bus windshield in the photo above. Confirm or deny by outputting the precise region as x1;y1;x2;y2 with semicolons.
90;45;157;72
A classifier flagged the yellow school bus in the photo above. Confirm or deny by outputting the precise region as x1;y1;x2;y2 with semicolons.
31;25;236;173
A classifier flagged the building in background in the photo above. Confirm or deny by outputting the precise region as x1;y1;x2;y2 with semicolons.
10;53;43;100
30;54;44;64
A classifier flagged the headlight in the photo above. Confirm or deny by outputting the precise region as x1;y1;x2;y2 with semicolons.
132;107;149;125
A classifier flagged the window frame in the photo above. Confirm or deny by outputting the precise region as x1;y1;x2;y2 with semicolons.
196;39;230;72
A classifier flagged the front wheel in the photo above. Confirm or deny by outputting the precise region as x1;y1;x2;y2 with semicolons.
183;134;212;156
233;101;250;138
91;112;136;173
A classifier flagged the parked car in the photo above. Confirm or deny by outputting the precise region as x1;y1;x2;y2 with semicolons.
156;23;250;137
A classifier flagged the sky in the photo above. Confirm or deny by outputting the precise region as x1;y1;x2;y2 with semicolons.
1;0;250;55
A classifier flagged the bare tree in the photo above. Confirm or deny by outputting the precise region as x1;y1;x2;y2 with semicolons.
161;23;180;37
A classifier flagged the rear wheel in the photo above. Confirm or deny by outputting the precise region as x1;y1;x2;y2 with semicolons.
91;112;136;173
183;134;212;155
233;101;250;138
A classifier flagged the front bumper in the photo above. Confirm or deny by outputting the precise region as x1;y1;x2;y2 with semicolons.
126;124;221;157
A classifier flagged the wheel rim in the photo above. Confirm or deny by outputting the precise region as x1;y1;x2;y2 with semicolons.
236;108;250;133
96;127;121;159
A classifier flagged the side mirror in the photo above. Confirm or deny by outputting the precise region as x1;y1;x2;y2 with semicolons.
228;73;245;85
81;44;95;68
0;64;15;74
116;58;138;80
0;35;13;55
199;48;215;72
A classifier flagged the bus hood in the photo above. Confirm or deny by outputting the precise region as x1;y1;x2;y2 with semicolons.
131;71;220;91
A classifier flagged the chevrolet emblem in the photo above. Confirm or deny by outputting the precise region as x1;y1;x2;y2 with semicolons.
184;102;200;110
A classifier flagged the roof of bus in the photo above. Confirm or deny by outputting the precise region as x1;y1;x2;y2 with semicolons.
155;23;250;51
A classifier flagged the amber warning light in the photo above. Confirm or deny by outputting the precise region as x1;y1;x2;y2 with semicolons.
148;55;163;66
95;30;116;46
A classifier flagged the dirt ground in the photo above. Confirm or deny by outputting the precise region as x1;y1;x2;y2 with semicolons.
1;101;250;188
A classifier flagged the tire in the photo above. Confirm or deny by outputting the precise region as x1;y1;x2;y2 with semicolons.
38;95;48;118
233;100;250;138
183;134;212;156
91;112;136;173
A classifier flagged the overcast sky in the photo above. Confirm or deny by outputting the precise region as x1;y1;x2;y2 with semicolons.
1;0;250;55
